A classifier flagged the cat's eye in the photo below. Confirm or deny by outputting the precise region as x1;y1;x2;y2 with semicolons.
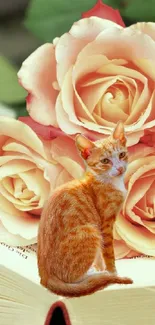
101;158;110;164
119;152;126;159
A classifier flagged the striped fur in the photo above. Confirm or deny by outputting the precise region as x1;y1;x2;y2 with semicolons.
37;122;133;297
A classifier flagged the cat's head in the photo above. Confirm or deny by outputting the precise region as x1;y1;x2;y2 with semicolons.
76;121;128;178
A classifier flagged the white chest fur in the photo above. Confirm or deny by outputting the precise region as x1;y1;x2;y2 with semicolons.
92;171;127;198
112;175;127;197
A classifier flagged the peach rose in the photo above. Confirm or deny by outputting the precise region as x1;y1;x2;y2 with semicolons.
140;127;155;148
18;18;155;146
0;117;83;246
114;143;155;258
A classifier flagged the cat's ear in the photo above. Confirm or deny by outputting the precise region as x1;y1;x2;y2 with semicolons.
112;121;126;145
76;134;95;160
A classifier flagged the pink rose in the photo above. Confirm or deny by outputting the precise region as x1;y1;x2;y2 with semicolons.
18;18;155;145
0;117;83;246
140;127;155;148
114;143;155;258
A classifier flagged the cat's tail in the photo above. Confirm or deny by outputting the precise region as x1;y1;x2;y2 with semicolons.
45;272;133;298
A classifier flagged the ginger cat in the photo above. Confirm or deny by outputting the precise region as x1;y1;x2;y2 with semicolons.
37;121;133;297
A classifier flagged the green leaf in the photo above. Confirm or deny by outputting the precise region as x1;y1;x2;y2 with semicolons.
122;0;155;22
25;0;122;42
0;56;26;104
15;106;28;118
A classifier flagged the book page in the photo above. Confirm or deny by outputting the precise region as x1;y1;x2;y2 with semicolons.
0;242;40;284
111;257;155;289
1;240;155;289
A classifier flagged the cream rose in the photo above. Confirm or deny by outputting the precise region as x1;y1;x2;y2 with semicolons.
114;143;155;258
0;117;83;246
18;18;155;146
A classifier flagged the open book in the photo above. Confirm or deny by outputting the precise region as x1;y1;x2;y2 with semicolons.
1;242;155;325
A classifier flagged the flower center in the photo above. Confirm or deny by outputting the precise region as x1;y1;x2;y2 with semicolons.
94;82;130;123
1;175;39;211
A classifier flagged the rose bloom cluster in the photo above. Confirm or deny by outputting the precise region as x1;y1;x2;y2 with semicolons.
1;1;155;258
0;117;83;245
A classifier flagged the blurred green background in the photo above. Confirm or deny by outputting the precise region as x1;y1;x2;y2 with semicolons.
0;0;155;118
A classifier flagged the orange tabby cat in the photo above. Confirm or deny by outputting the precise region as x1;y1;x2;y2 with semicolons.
37;121;133;297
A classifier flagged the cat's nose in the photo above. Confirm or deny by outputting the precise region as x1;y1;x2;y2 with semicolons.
117;167;124;175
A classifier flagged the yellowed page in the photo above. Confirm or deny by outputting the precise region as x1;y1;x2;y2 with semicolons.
0;242;39;283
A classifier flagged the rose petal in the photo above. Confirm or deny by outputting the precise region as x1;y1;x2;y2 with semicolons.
125;156;155;182
126;250;142;258
0;221;36;246
64;62;113;127
0;136;8;155
56;157;83;179
131;22;155;41
51;136;84;179
62;67;95;125
0;160;35;179
143;91;155;127
3;177;14;195
19;169;50;206
97;63;150;125
55;33;87;87
44;164;64;191
114;239;131;259
0;209;39;240
0;195;39;241
78;25;155;63
18;44;58;126
0;182;35;208
128;144;155;162
71;17;121;39
2;140;53;167
0;117;48;159
55;93;83;134
54;169;73;188
116;213;155;256
19;116;65;140
82;1;125;27
56;17;120;86
125;176;154;224
50;136;84;167
133;58;155;81
146;183;155;209
126;130;144;147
